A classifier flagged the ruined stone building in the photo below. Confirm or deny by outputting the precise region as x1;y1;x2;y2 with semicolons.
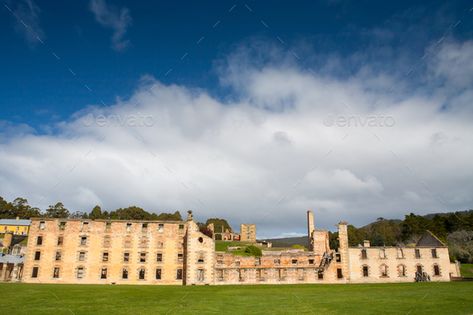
22;210;461;285
240;224;256;242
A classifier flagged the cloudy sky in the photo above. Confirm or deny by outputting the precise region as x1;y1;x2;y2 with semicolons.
1;1;473;237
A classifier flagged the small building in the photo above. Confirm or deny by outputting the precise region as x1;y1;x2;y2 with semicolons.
0;218;31;235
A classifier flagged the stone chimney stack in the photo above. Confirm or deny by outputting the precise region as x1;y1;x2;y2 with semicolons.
307;210;315;237
337;221;350;281
307;210;315;250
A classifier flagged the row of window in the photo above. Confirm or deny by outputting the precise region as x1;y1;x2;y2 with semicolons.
360;248;439;260
215;268;343;281
221;257;318;266
31;266;184;281
35;235;181;250
33;250;192;263
38;221;185;233
361;264;441;278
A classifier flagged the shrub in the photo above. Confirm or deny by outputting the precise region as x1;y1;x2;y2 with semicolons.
244;245;262;257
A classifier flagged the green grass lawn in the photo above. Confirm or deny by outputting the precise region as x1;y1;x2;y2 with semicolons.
215;240;256;256
1;282;472;314
461;264;473;277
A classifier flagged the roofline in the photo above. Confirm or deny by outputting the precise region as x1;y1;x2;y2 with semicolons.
425;230;446;246
30;217;185;224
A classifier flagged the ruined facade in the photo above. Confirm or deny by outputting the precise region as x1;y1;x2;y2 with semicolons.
22;210;460;285
240;224;257;242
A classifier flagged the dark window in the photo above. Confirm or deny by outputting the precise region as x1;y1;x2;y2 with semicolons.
126;223;132;232
80;236;87;246
198;237;203;243
76;267;85;279
101;268;107;279
379;249;386;259
157;253;163;262
32;267;39;278
336;253;341;262
81;222;89;231
198;255;204;263
39;221;45;230
292;259;298;265
308;259;314;264
142;223;148;232
176;269;183;280
156;268;162;280
158;224;164;232
139;268;145;280
53;267;60;278
380;265;388;277
416;265;423;274
102;252;109;262
34;251;41;261
36;236;43;245
140;252;146;263
363;266;369;277
361;249;367;259
55;251;61;261
105;222;111;231
57;236;63;246
124;252;130;262
178;253;183;262
397;248;404;259
415;249;421;259
337;268;343;279
122;269;128;279
318;271;324;279
179;224;184;230
431;249;438;258
398;265;406;277
79;251;86;261
433;265;440;276
59;222;66;230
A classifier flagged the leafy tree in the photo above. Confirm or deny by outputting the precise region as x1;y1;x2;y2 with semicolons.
89;205;104;219
447;230;473;263
244;245;262;257
206;218;232;233
156;211;182;221
109;206;153;220
45;202;70;218
8;197;41;218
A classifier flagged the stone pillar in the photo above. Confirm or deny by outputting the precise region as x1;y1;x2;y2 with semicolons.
307;210;315;251
3;233;13;250
338;221;350;282
11;264;20;282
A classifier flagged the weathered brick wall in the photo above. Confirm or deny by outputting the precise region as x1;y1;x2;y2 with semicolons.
347;246;455;283
23;218;186;285
184;220;215;285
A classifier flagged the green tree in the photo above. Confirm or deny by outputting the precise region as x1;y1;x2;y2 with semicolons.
244;245;262;257
45;202;70;218
10;197;41;218
89;205;104;219
206;218;232;233
156;211;182;221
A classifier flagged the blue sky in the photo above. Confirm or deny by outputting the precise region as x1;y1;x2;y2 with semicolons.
1;1;473;236
2;0;472;129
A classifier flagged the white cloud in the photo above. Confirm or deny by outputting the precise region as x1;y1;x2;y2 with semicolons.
89;0;132;51
1;40;473;238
